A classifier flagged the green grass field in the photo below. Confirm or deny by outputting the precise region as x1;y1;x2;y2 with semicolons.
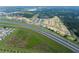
0;28;73;53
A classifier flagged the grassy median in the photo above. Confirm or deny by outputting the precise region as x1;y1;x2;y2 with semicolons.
0;28;73;53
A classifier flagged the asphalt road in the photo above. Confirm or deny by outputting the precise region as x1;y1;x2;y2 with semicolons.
0;20;79;52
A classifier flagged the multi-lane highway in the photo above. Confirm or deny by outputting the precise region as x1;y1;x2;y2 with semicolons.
0;20;79;52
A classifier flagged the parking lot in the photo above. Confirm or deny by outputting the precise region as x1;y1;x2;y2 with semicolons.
0;28;14;40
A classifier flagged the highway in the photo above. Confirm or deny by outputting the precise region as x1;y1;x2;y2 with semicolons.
37;30;79;53
0;20;79;52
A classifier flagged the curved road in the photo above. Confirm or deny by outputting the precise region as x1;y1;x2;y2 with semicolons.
0;20;79;52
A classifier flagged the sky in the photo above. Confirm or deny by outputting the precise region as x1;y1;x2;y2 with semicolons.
0;0;79;6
